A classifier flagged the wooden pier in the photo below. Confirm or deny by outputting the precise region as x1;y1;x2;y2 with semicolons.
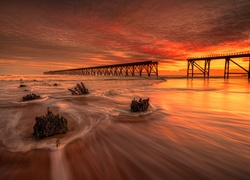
44;61;158;77
187;52;250;78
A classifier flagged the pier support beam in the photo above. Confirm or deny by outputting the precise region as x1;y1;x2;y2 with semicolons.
187;59;210;78
204;59;211;77
249;57;250;79
224;57;249;79
224;57;230;79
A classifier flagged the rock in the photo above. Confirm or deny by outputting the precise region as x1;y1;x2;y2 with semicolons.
56;139;61;147
130;98;150;112
33;107;68;139
19;84;26;88
68;82;89;95
53;83;58;86
22;93;40;101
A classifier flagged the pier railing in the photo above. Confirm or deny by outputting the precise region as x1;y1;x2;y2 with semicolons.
187;51;250;60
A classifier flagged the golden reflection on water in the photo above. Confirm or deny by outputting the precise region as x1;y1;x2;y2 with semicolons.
150;78;250;175
153;78;250;114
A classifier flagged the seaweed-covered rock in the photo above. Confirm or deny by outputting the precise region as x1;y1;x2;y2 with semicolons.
33;108;68;139
130;98;150;112
68;82;89;95
22;93;40;101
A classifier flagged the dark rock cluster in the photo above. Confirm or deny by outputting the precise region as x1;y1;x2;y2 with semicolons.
33;108;68;139
130;98;150;112
68;82;89;95
22;93;40;101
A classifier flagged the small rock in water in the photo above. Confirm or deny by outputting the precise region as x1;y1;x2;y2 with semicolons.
130;98;150;112
22;93;40;101
68;82;89;95
33;107;68;139
19;84;26;88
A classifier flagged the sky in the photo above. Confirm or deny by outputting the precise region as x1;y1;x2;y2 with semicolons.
0;0;250;74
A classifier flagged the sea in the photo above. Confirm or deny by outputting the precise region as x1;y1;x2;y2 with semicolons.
0;74;249;180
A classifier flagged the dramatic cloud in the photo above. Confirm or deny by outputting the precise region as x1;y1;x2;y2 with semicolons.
0;0;250;74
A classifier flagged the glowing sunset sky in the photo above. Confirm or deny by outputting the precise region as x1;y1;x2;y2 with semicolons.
0;0;250;74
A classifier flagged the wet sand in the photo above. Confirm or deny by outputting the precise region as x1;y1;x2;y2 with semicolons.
1;121;206;180
64;123;207;180
2;115;250;180
0;149;50;180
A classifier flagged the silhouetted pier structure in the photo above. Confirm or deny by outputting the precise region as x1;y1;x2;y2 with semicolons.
187;52;250;78
44;61;158;77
